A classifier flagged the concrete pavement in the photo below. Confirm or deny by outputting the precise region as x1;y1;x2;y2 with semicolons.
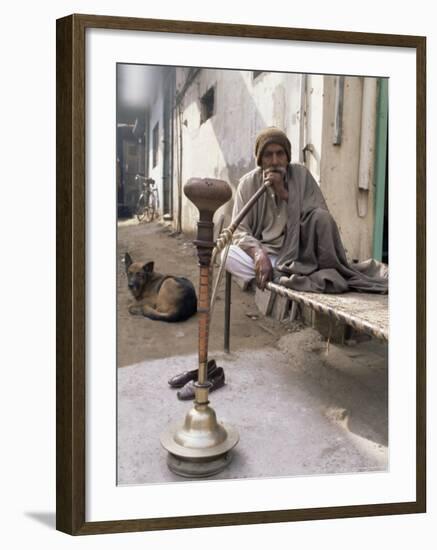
117;329;388;485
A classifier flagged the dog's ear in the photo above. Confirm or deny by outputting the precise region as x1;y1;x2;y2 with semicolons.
142;261;154;273
124;252;133;272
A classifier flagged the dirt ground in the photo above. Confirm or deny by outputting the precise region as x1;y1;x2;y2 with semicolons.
117;219;291;367
117;217;388;483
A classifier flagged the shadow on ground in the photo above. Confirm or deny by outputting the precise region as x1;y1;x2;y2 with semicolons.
25;512;56;529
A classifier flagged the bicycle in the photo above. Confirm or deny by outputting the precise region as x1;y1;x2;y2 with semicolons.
134;175;159;222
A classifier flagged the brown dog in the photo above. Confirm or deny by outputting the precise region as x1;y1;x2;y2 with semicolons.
124;252;197;322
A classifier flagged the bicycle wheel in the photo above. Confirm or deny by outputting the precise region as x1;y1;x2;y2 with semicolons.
136;197;146;221
145;193;156;222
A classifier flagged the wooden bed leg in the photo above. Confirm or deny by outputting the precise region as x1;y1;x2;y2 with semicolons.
289;300;298;322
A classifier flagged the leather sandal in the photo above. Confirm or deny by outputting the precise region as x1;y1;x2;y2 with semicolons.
177;366;225;401
168;359;217;388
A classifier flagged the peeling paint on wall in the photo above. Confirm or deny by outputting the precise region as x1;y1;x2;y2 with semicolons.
273;84;286;129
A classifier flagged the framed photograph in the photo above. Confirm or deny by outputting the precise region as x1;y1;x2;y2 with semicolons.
56;13;426;535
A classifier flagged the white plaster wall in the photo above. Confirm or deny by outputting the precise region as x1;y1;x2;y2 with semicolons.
320;76;376;261
173;68;303;235
305;75;324;182
148;90;164;212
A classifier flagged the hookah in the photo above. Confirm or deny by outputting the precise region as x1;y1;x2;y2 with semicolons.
160;174;273;477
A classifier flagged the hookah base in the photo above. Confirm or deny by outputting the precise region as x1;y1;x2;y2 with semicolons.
160;415;239;478
166;451;233;478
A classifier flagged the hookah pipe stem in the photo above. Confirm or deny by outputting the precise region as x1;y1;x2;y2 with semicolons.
211;180;271;264
210;179;272;314
183;177;233;395
188;175;273;390
228;180;271;232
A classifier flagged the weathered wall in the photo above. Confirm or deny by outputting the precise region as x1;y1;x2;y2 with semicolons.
148;91;164;208
304;75;324;183
320;76;376;261
173;68;303;236
147;68;378;260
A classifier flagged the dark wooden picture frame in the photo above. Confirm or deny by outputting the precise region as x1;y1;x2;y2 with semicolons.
56;13;426;535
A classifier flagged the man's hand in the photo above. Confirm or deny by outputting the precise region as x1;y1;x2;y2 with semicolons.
254;248;273;290
263;167;288;202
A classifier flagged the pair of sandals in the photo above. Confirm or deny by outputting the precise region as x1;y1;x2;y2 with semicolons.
168;359;225;400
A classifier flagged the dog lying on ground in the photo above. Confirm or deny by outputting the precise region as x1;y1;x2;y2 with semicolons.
124;252;197;322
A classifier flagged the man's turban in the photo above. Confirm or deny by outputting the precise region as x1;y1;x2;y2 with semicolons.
254;127;292;166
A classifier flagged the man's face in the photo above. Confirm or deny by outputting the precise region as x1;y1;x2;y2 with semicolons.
261;143;288;170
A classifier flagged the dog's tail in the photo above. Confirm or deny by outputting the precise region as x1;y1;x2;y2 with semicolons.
142;310;181;322
142;305;195;323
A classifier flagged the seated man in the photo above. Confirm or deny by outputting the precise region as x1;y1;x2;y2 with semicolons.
224;127;388;294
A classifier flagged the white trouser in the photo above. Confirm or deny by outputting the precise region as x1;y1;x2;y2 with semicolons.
222;244;278;282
